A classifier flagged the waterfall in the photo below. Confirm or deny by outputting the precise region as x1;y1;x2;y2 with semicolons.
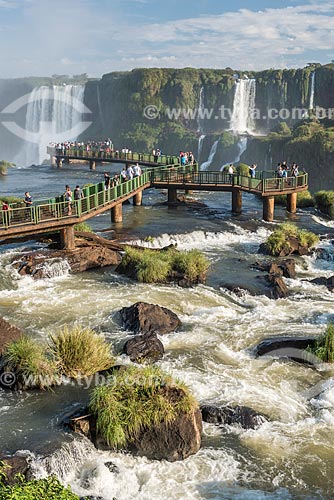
33;258;71;278
230;79;256;134
197;134;206;164
309;72;315;110
220;136;248;171
22;85;85;166
200;140;218;171
197;86;205;133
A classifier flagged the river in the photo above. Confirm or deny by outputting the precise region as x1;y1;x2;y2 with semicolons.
1;162;334;500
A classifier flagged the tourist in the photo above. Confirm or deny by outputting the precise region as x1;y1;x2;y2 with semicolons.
249;164;257;178
133;163;142;177
120;166;127;182
24;191;33;208
126;164;134;180
228;164;234;182
104;172;111;190
64;185;72;216
74;185;84;200
2;200;10;226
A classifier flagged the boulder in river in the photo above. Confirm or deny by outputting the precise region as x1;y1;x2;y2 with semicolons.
309;276;334;291
119;302;181;335
201;404;268;429
254;336;318;364
123;333;164;363
0;454;30;484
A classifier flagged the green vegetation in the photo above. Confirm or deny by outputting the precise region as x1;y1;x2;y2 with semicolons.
274;190;315;208
308;323;334;363
119;246;209;283
2;336;58;389
263;222;319;256
0;463;81;500
237;163;250;177
49;325;114;378
74;222;93;233
314;190;334;218
0;196;24;207
89;365;197;449
0;160;15;176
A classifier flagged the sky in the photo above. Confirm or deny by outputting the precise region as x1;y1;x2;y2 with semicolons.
0;0;333;78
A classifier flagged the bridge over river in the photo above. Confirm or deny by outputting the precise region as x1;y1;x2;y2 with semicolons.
0;151;308;249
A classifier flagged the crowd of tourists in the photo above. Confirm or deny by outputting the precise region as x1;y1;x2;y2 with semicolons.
276;161;300;178
179;151;195;165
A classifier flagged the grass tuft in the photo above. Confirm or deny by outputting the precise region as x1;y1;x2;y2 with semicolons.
88;365;197;449
311;323;334;363
49;325;114;378
74;222;93;233
264;222;319;256
120;246;209;284
2;336;58;389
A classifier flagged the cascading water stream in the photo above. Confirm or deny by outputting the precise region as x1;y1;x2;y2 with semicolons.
230;79;256;134
197;86;206;163
200;140;218;171
220;136;248;171
309;72;316;111
22;85;85;166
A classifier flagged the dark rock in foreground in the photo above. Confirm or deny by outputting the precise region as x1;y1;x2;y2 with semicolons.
119;302;181;335
254;336;318;364
0;454;30;484
201;404;268;429
0;317;22;356
123;333;164;363
259;237;309;257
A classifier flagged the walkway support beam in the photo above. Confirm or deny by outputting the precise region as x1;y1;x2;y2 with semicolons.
168;188;178;204
133;190;143;206
263;196;275;222
232;189;242;214
111;203;123;223
287;192;297;213
60;226;75;250
90;160;96;171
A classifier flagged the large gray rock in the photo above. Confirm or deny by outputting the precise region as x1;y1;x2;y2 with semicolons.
119;302;181;335
0;454;30;484
201;404;267;429
123;333;164;363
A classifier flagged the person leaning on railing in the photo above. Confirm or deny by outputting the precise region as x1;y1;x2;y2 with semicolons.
2;201;10;226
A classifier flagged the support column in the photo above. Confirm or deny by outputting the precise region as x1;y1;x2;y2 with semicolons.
167;188;178;204
263;196;275;222
50;155;57;166
287;192;297;213
133;190;143;206
185;190;193;196
60;226;75;250
56;157;62;168
90;160;96;170
232;189;242;214
111;203;123;223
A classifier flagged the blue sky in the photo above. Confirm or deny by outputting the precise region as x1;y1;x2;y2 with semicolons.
0;0;333;77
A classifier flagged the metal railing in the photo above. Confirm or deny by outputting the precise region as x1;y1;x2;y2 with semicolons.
47;146;180;166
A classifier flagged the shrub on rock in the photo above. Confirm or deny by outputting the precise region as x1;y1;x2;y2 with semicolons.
49;325;114;378
1;336;58;390
88;365;202;461
260;222;319;256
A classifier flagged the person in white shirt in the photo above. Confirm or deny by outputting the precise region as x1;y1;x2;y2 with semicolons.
133;163;142;177
126;165;134;180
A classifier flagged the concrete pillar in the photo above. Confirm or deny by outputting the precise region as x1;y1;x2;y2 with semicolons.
185;190;193;196
111;203;123;223
232;189;242;214
90;160;96;170
287;192;297;213
263;196;275;222
60;226;75;250
50;155;57;166
133;190;143;206
167;188;178;204
56;157;62;168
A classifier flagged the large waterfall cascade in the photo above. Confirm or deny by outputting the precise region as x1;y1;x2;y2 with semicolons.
230;79;256;134
22;85;85;166
220;137;248;172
